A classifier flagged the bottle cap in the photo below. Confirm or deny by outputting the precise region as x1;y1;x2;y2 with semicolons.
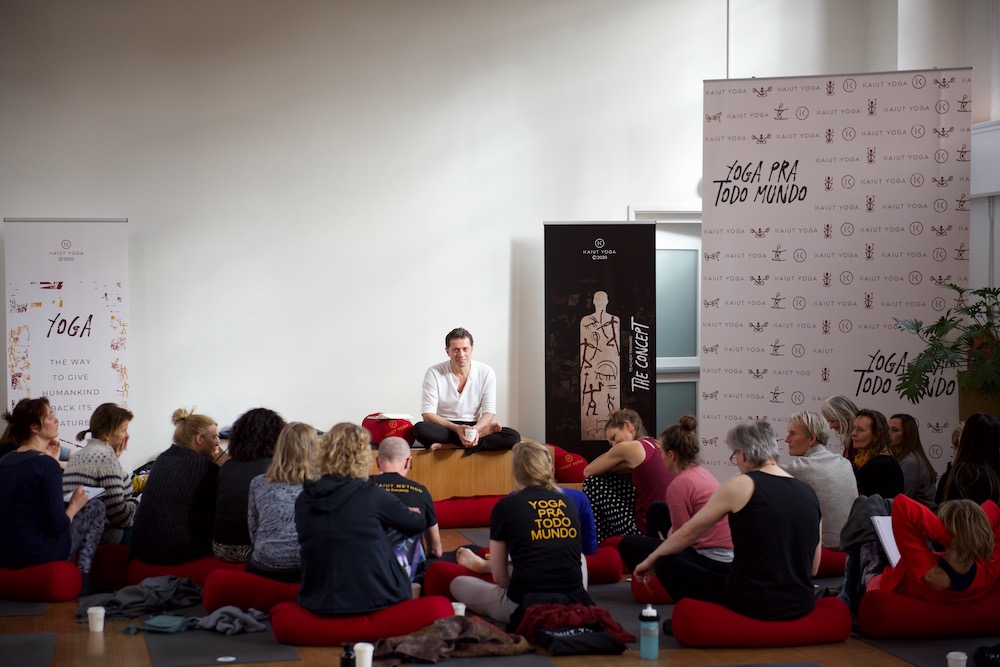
640;603;657;618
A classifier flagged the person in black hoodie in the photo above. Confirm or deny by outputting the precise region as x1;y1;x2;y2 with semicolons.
295;422;425;615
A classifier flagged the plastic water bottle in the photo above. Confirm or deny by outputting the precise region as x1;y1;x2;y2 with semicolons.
639;603;659;659
340;642;355;667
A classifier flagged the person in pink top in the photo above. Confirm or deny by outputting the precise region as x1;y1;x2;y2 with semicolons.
866;493;1000;604
618;413;733;575
583;409;675;541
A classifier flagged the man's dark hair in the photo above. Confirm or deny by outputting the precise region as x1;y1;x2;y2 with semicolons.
445;327;474;348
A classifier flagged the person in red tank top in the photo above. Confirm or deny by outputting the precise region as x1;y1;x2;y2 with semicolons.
583;409;675;538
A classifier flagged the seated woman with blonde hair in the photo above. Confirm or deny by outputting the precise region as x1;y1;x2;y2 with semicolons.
450;440;589;625
130;408;221;565
296;422;425;615
866;493;1000;603
246;422;317;583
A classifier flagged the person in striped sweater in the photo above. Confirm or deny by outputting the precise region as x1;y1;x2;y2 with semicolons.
63;403;137;544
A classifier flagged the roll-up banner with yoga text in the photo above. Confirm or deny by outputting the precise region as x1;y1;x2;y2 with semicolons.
544;222;655;461
700;69;971;479
4;218;130;437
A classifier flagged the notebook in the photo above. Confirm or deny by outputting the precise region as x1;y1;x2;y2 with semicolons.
871;515;901;567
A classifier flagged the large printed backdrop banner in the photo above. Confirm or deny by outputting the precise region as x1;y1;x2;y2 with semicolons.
544;222;655;461
701;68;971;479
4;218;130;434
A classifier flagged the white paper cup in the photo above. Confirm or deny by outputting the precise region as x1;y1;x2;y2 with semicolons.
947;651;967;667
451;601;466;616
464;427;477;442
411;582;421;599
87;606;106;632
354;641;375;667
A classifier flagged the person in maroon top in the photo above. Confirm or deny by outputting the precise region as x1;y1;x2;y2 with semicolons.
583;409;675;540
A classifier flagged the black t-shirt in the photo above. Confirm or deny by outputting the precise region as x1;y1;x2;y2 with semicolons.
856;454;904;499
371;472;437;528
490;486;583;604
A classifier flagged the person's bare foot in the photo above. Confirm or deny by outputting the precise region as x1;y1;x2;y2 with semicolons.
456;547;490;574
428;442;461;452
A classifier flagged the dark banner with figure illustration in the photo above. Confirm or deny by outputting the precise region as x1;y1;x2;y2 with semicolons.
544;222;655;460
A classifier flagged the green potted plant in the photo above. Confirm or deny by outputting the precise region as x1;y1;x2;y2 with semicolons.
895;284;1000;405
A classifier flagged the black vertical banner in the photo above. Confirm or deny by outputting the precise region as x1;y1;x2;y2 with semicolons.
544;222;656;461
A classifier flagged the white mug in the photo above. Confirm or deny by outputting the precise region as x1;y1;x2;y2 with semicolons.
87;606;106;633
463;427;477;442
354;642;375;667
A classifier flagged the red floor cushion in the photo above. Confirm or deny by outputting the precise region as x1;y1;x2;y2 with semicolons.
630;574;673;604
598;536;629;574
0;561;82;602
127;555;246;587
91;544;130;590
202;569;299;613
858;584;1000;638
816;547;847;577
586;546;623;584
434;495;504;529
423;561;492;599
271;596;454;646
672;597;851;648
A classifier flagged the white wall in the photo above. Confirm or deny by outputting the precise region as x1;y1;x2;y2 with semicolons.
0;0;995;467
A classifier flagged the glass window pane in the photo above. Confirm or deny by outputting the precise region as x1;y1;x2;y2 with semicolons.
656;249;698;358
656;381;697;431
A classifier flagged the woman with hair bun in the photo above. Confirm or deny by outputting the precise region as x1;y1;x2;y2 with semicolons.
212;407;285;562
618;414;733;580
129;408;221;565
62;403;137;544
582;409;675;541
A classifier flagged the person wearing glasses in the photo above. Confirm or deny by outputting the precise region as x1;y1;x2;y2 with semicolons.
130;408;221;565
633;420;821;623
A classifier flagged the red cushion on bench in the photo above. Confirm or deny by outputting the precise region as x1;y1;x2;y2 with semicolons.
434;495;503;529
202;569;299;613
127;555;246;587
672;596;851;647
586;546;623;584
0;561;82;602
858;584;1000;638
550;445;586;483
270;596;454;646
816;547;847;577
630;573;673;604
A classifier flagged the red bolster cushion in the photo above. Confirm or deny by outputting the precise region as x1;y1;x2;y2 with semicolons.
816;547;847;577
672;596;851;648
858;584;1000;638
127;555;245;587
0;561;82;602
586;546;623;585
270;596;454;646
434;495;504;529
202;569;299;614
630;573;673;604
423;561;492;600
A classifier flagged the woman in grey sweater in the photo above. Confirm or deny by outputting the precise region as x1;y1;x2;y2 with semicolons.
246;422;317;582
